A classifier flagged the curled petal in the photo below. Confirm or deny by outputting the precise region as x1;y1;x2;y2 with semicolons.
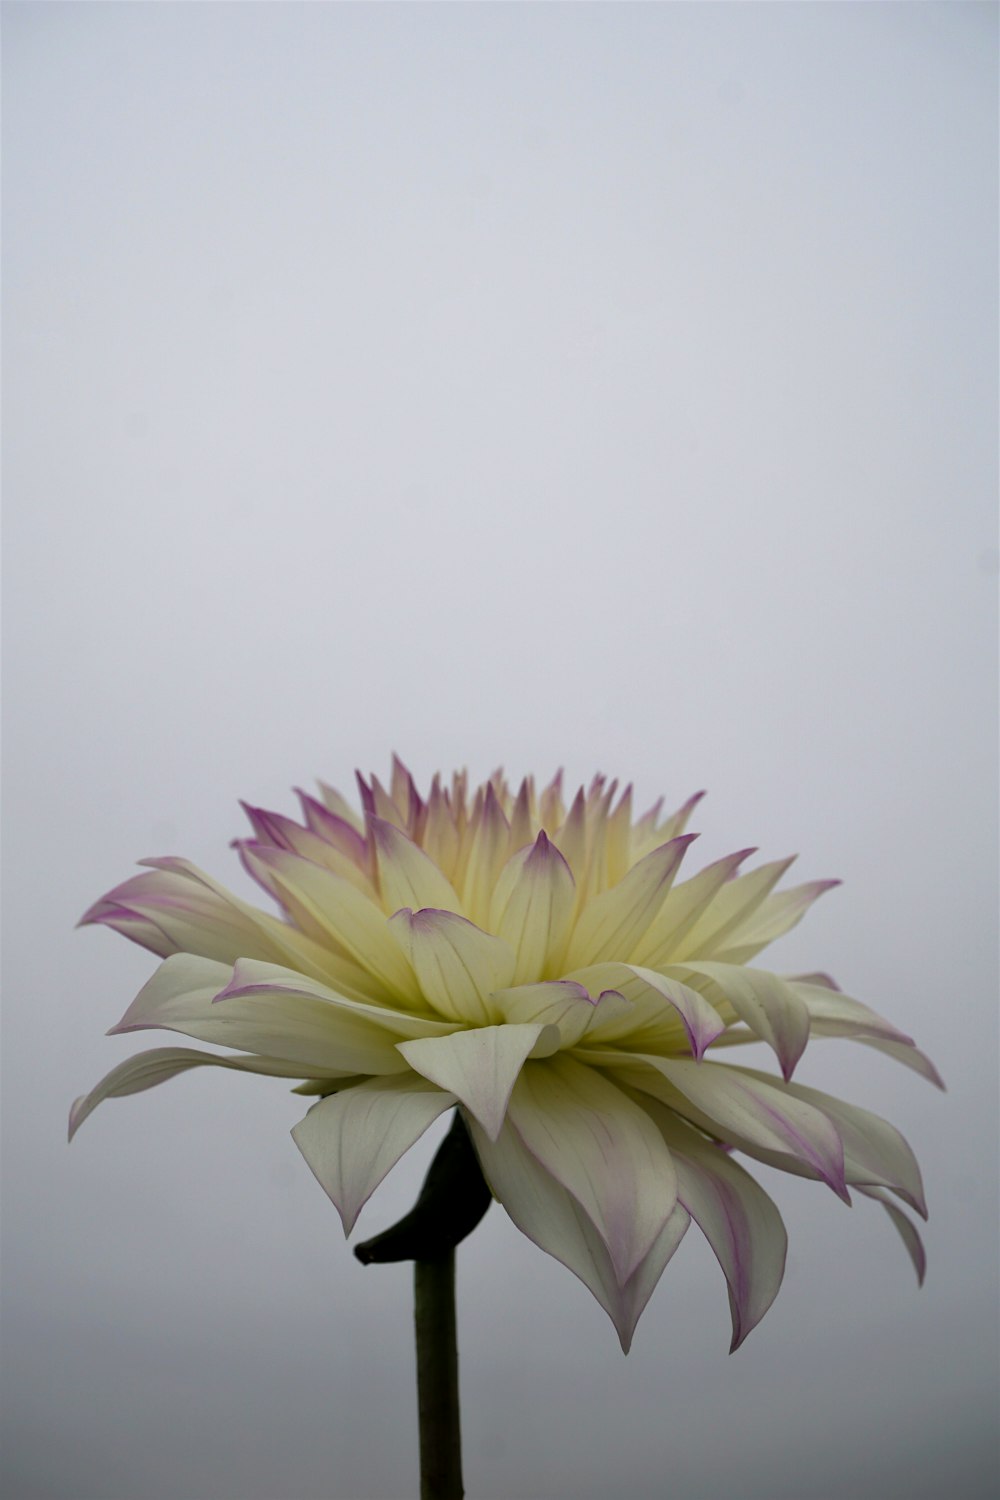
855;1185;927;1285
665;962;810;1080
568;962;726;1060
291;1075;457;1235
493;980;631;1048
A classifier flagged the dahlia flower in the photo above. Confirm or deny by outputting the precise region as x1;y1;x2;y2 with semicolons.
73;761;939;1351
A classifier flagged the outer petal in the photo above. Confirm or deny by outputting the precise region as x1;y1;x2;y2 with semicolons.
81;858;365;992
490;832;576;983
397;1024;559;1140
632;849;755;968
662;856;797;965
69;1045;334;1140
736;1067;927;1217
561;836;697;970
641;1100;788;1350
855;1185;927;1285
665;962;810;1080
111;954;416;1075
710;880;842;965
791;981;945;1088
387;908;515;1024
371;818;464;917
468;1116;690;1352
505;1056;678;1283
291;1075;457;1235
614;1057;849;1201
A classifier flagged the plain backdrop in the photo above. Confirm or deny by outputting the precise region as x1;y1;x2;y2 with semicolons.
2;4;997;1499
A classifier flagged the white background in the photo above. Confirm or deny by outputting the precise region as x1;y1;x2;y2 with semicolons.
3;4;997;1498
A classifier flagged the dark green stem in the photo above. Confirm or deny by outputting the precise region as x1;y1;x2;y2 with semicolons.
354;1112;490;1500
414;1252;463;1500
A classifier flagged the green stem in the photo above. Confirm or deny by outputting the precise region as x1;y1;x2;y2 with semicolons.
353;1112;490;1500
414;1251;463;1500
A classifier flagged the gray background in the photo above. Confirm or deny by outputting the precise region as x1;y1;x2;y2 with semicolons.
3;4;997;1498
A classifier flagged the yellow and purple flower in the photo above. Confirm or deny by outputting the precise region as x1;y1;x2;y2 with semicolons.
73;760;940;1351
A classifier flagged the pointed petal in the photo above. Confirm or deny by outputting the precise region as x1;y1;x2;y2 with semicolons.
617;1057;849;1201
506;1056;678;1283
736;1067;927;1217
490;831;576;984
666;962;810;1080
632;849;756;968
241;846;422;1004
855;1186;927;1285
69;1045;326;1140
387;908;515;1024
852;1036;946;1088
670;857;799;962
459;783;511;928
562;836;697;970
291;1075;456;1235
711;880;842;964
641;1100;787;1350
371;818;464;916
469;1117;689;1352
397;1024;558;1140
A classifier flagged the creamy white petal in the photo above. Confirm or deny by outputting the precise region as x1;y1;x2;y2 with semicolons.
397;1024;558;1140
492;980;631;1048
631;849;754;968
505;1056;678;1283
642;1100;787;1351
567;962;726;1059
241;847;423;1004
110;954;414;1075
665;962;810;1080
736;1067;927;1216
490;832;576;984
291;1076;457;1234
562;836;696;970
855;1185;927;1285
387;908;515;1024
614;1057;849;1201
666;856;797;964
69;1045;331;1140
371;818;465;917
710;880;841;964
468;1116;689;1352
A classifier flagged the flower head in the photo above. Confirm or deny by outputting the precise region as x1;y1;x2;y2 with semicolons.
73;760;940;1351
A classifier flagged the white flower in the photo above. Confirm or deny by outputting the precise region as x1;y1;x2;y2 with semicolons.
73;761;939;1350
